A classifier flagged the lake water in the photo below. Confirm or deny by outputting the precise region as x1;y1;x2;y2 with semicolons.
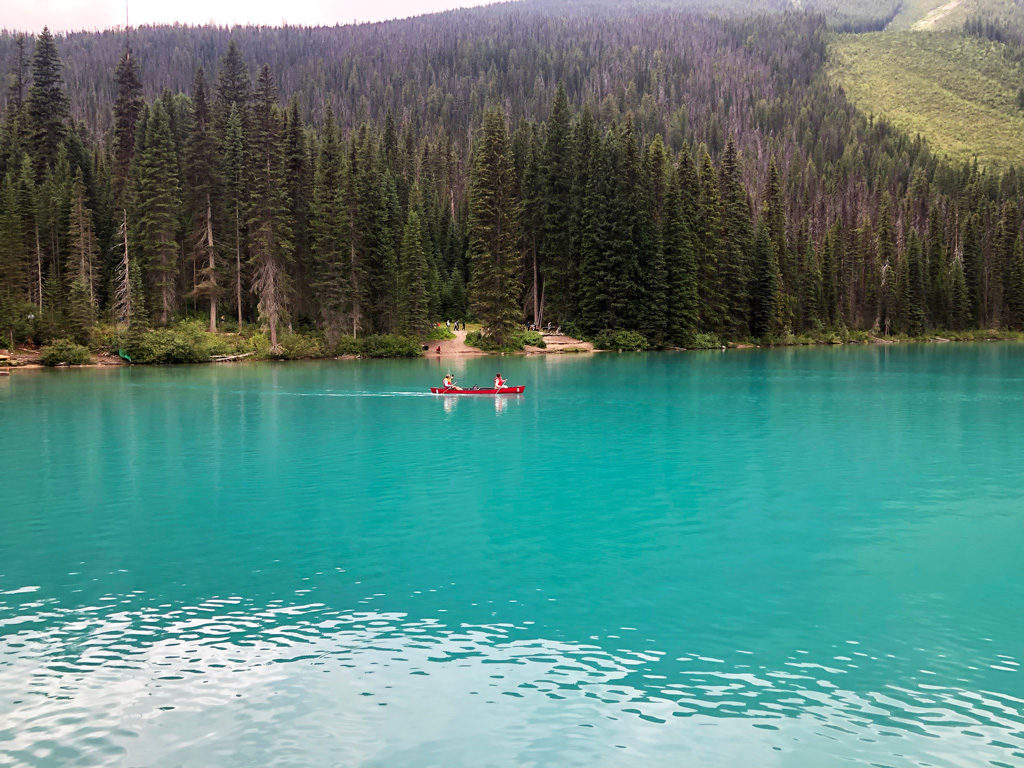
2;345;1023;768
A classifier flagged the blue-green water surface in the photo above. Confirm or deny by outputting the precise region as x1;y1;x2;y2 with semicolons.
1;345;1023;767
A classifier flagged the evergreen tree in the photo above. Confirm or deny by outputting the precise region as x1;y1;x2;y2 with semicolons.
639;135;668;345
468;107;522;346
900;229;926;336
311;110;350;340
663;158;698;345
697;148;725;332
185;67;221;331
718;137;751;336
25;28;69;176
876;192;897;334
750;220;780;338
540;82;575;323
248;65;293;348
65;169;98;311
112;40;144;204
221;105;247;327
950;255;970;330
133;103;182;325
399;205;430;334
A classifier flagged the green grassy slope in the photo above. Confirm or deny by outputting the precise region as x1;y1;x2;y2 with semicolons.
828;30;1024;168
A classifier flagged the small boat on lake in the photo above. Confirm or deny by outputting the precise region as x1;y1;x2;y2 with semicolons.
430;385;525;395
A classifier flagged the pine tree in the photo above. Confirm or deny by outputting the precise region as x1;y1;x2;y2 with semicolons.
248;64;293;349
112;40;144;205
399;205;430;334
750;220;780;339
663;159;698;345
221;105;247;327
468;107;522;346
800;232;823;331
900;229;926;335
718;137;751;336
284;96;312;321
950;256;970;331
25;28;69;176
639;135;668;345
185;67;221;331
65;169;98;312
876;192;897;334
311;110;349;340
697;148;725;333
764;157;791;321
133;102;182;325
540;82;575;323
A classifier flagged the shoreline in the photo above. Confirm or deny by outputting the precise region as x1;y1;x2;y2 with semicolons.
5;330;1024;371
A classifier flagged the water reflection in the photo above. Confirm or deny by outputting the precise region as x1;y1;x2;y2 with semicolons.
2;592;1022;768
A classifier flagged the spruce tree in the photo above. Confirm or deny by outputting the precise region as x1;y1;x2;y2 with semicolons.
185;67;221;331
750;220;780;339
540;82;575;323
311;110;349;340
25;28;69;177
468;107;522;346
663;159;698;345
718;137;751;336
65;169;98;311
221;105;247;327
399;206;430;334
639;135;668;345
133;103;182;325
112;41;144;205
900;229;926;336
697;148;725;333
248;65;293;349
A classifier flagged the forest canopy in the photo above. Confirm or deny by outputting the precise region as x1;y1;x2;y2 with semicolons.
1;5;1023;354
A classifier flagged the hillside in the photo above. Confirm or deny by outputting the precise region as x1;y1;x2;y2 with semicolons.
829;30;1024;168
2;2;1024;359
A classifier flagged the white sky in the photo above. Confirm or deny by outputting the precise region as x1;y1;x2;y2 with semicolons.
2;0;497;33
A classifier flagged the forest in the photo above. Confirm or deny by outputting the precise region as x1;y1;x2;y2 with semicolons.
1;5;1024;360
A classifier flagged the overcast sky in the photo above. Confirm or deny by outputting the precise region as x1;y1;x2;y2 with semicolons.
2;0;497;33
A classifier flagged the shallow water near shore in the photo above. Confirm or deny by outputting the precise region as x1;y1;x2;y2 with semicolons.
2;344;1023;767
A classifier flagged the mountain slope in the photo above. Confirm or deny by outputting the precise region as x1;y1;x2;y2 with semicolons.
829;30;1024;168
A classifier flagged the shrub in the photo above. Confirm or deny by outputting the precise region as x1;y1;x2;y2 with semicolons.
593;329;649;351
522;330;546;348
687;333;723;349
360;334;423;358
427;325;456;340
332;334;423;358
270;331;327;359
39;338;92;366
127;320;235;364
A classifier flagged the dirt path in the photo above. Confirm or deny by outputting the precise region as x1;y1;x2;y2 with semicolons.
529;333;594;353
912;0;963;30
424;328;486;357
424;328;594;356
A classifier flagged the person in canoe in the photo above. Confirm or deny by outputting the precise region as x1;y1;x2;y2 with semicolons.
493;372;506;389
443;374;461;391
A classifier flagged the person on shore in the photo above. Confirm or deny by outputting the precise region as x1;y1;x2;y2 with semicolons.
494;372;506;389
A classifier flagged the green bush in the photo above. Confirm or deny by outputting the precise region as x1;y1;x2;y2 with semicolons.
39;338;92;366
427;325;456;340
687;333;723;349
127;320;235;364
593;329;649;351
360;334;423;358
332;334;423;358
270;331;327;359
522;330;546;348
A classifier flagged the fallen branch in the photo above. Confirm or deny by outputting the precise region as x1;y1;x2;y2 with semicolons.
211;352;255;362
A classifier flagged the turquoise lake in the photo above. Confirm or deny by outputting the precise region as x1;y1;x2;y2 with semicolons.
2;345;1023;767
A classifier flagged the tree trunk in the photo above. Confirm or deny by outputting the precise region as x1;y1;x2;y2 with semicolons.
34;225;42;312
532;244;539;326
235;206;242;328
207;194;217;332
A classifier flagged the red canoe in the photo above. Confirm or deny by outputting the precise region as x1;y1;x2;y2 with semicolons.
430;385;525;395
